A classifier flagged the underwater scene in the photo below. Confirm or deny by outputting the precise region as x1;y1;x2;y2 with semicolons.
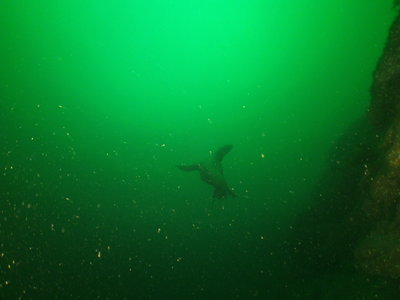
1;0;400;299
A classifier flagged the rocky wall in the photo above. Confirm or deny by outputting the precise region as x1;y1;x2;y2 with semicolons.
354;10;400;279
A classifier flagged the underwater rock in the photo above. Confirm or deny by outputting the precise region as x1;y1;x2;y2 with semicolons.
370;11;400;130
355;222;400;279
354;11;400;279
267;10;400;299
286;10;400;284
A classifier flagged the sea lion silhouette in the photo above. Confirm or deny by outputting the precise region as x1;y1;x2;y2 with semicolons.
177;145;235;199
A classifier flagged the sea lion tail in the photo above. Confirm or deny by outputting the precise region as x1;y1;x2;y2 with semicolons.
214;145;233;162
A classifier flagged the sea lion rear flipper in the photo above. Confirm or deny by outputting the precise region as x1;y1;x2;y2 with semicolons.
214;145;233;162
177;164;199;172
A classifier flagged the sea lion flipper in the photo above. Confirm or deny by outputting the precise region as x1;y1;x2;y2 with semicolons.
214;145;233;162
177;164;199;172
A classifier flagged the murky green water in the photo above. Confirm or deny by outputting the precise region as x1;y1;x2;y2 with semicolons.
0;1;398;299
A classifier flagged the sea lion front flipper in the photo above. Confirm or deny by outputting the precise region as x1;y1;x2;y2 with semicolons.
177;164;200;172
214;145;233;162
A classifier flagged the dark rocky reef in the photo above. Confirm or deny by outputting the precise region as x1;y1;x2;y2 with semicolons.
354;10;400;279
370;12;400;130
281;10;400;299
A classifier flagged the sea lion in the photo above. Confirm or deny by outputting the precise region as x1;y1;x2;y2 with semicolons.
177;145;235;198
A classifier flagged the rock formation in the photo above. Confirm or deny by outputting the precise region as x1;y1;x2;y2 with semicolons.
354;10;400;279
281;9;400;298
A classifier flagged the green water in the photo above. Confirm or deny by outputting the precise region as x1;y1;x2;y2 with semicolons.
0;1;398;299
